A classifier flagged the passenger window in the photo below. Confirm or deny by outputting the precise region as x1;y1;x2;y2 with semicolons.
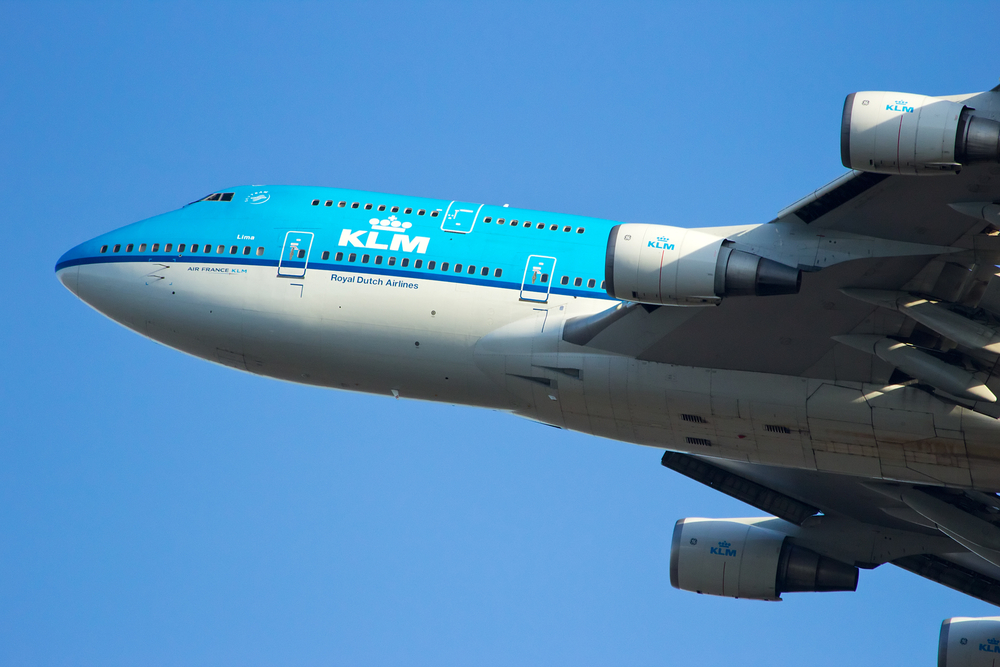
391;206;399;213
541;273;549;283
191;244;199;252
563;226;571;232
574;277;582;286
494;268;502;277
165;243;173;252
312;199;320;206
364;203;372;210
378;205;386;212
510;220;518;227
537;223;545;229
430;210;439;217
454;264;462;272
417;209;425;215
335;252;343;261
560;276;569;285
484;217;492;223
138;243;147;252
321;251;330;260
414;259;421;268
550;225;558;231
178;244;186;252
427;261;435;270
100;245;108;253
338;201;346;207
256;247;264;256
243;246;250;255
388;256;396;266
204;245;212;253
576;228;585;234
441;262;449;271
587;279;596;288
229;245;237;254
351;202;359;209
126;243;134;252
480;267;488;276
362;254;369;263
297;249;306;259
375;255;383;265
468;265;475;274
404;207;412;214
497;218;505;225
349;253;357;262
152;243;159;252
601;280;606;289
401;258;409;267
325;200;333;207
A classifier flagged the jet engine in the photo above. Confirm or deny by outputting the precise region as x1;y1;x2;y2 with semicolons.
939;617;1000;667
841;91;1000;175
669;518;859;600
604;224;801;306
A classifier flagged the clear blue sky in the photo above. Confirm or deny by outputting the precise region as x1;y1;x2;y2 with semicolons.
3;2;999;665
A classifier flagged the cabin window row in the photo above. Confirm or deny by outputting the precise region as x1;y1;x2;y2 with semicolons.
317;250;502;277
483;216;584;234
100;243;265;256
559;275;604;289
311;199;439;217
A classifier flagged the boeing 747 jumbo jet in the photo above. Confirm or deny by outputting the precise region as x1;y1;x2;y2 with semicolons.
57;84;1000;664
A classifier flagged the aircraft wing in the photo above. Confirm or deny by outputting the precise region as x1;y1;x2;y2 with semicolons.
663;450;1000;606
574;164;1000;383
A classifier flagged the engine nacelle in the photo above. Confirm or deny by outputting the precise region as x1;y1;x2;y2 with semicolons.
841;91;1000;175
604;224;801;306
939;617;1000;666
669;518;859;600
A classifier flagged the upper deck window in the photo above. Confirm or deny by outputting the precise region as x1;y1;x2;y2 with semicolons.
430;210;439;217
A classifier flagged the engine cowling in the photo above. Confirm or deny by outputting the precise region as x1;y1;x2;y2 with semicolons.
604;224;801;306
939;617;1000;666
669;518;859;600
841;90;1000;175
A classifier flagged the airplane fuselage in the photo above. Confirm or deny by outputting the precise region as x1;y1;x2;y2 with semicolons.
56;185;1000;491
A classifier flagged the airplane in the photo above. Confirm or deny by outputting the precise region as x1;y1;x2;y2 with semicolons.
56;83;1000;665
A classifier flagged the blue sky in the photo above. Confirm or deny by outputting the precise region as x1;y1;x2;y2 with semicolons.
3;2;1000;665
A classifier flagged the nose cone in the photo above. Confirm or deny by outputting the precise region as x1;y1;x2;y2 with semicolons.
55;243;87;297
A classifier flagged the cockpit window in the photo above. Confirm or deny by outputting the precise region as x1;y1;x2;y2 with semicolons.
188;192;235;204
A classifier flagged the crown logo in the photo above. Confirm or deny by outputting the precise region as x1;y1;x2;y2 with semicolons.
657;236;669;242
895;100;908;105
988;638;999;645
718;541;731;549
369;215;412;232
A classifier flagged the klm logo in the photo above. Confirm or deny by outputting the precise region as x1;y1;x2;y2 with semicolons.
980;638;1000;653
710;540;737;557
647;236;675;250
886;100;915;113
338;216;429;254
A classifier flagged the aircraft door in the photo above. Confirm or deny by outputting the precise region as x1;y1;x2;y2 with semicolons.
440;201;483;233
277;231;314;278
520;255;556;303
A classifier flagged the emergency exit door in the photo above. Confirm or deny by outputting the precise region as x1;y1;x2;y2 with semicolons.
277;231;314;278
520;255;556;302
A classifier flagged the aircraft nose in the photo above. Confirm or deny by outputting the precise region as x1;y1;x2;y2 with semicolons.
55;243;85;297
